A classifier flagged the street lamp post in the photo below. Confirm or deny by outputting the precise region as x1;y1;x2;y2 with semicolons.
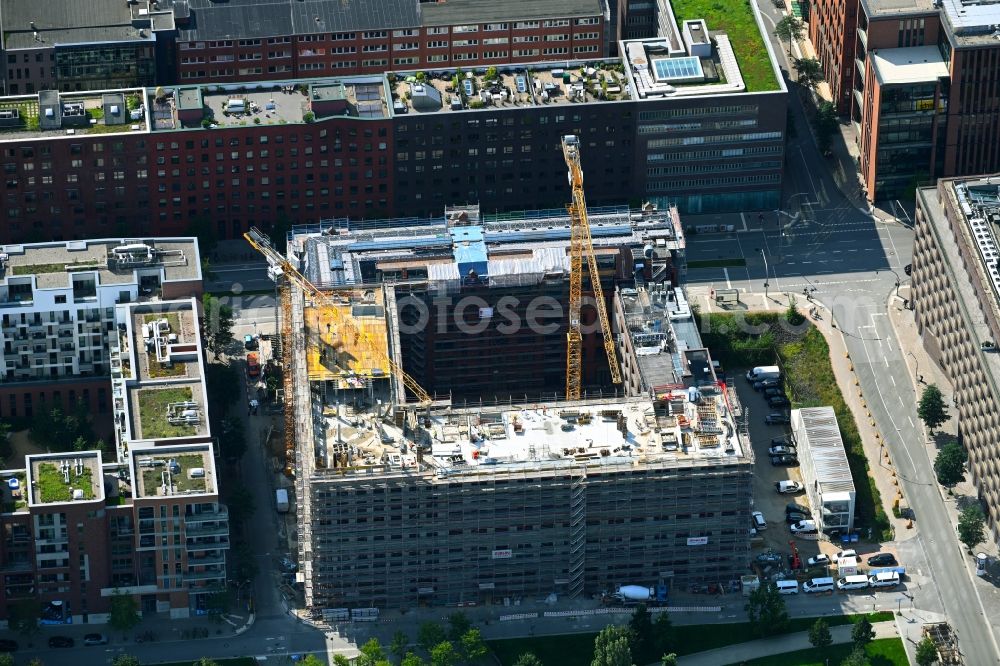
757;248;770;301
907;351;920;384
876;269;902;298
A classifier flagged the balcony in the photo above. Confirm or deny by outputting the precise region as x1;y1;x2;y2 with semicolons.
184;506;229;523
187;537;230;552
185;523;229;537
187;553;226;567
184;568;226;582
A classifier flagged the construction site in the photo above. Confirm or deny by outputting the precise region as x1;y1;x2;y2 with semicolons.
246;137;754;610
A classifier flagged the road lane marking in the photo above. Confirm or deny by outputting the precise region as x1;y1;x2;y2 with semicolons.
724;267;732;289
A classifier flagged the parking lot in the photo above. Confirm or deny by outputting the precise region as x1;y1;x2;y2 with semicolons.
733;368;903;589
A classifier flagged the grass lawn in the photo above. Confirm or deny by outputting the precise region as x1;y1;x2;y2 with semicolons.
36;462;95;503
137;387;197;439
671;0;781;93
141;453;207;493
145;312;182;332
147;360;187;379
687;258;748;269
696;311;893;541
488;612;894;665
725;637;908;665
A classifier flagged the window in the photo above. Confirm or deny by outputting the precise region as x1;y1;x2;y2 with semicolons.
484;23;508;31
363;30;388;39
576;17;600;25
514;21;539;29
543;19;571;27
453;24;479;33
392;28;418;37
426;26;449;35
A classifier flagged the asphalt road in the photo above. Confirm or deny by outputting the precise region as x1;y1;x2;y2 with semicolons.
682;10;998;659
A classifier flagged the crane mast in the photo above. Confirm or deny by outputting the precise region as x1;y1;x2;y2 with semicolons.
561;135;623;401
244;227;432;406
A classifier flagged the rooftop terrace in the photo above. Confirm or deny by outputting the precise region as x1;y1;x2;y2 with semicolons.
0;90;148;140
151;79;388;130
0;238;199;291
391;62;630;115
26;452;104;506
131;444;217;498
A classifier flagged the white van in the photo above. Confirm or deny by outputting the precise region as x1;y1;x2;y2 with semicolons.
802;577;835;594
775;580;799;595
837;575;870;591
869;571;900;589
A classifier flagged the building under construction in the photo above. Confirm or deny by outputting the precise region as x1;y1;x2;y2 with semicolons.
263;203;753;610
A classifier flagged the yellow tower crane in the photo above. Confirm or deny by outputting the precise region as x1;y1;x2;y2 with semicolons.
561;135;623;401
244;227;432;407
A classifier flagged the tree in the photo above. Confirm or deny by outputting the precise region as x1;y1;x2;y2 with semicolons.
226;483;257;526
417;622;447;653
840;646;869;666
746;583;788;637
194;660;220;666
918;384;950;432
109;591;141;633
628;604;653;659
958;503;986;552
401;654;427;666
852;618;875;649
785;294;805;326
774;16;805;55
390;630;410;663
300;657;325;666
661;655;678;666
447;611;471;641
219;415;248;461
201;294;235;357
514;654;543;666
915;635;939;666
430;641;459;666
112;656;141;666
232;542;259;583
0;655;14;666
459;628;488;662
205;363;241;412
793;57;824;91
809;618;833;649
591;625;633;666
358;638;387;666
934;441;967;487
652;611;675;658
0;419;12;462
815;101;839;155
27;660;45;666
8;598;40;637
333;657;352;666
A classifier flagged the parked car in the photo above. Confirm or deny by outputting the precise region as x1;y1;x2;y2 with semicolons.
0;639;18;652
752;511;767;530
771;454;798;466
754;379;781;391
83;634;108;646
768;444;797;456
48;636;74;648
243;334;258;351
867;553;898;567
764;387;786;397
832;549;857;563
790;520;818;534
786;512;809;523
904;263;912;276
786;502;810;514
765;412;791;425
807;554;831;567
776;480;803;494
768;395;791;408
771;437;792;447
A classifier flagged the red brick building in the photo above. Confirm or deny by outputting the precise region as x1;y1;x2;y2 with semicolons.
174;0;609;84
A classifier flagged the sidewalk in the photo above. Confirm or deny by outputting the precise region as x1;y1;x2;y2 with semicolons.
676;619;899;666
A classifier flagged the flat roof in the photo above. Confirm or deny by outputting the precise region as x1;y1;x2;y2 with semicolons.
0;90;148;141
420;0;604;25
317;395;746;481
26;452;104;506
0;238;200;290
1;0;147;50
131;443;217;498
870;46;949;85
859;0;937;18
792;406;856;494
941;0;1000;44
177;0;420;41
